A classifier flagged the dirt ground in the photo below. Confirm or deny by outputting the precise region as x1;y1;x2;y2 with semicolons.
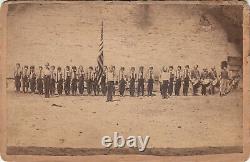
6;88;243;155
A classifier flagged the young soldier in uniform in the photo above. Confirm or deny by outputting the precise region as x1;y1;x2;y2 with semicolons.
37;66;44;95
29;65;36;93
119;67;126;96
129;67;136;97
183;65;191;96
87;66;94;95
160;66;169;99
22;65;29;93
200;68;210;96
147;66;154;97
64;66;71;95
191;65;200;96
175;66;182;96
14;63;22;92
112;66;117;96
57;66;64;95
50;65;56;96
44;63;51;98
100;66;107;96
78;65;85;95
168;66;175;96
137;66;145;97
219;66;229;96
208;67;218;95
106;65;115;102
93;66;100;96
71;66;78;96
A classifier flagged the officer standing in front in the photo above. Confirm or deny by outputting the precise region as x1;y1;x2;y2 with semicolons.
106;65;115;102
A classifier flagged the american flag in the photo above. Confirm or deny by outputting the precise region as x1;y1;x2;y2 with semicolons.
97;21;104;84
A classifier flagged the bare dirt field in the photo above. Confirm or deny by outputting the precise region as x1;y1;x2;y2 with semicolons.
6;88;243;155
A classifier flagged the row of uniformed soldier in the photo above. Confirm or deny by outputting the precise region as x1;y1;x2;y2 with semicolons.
13;63;231;99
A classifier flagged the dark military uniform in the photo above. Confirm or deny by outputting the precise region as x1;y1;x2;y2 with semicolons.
137;67;145;96
22;66;29;93
93;71;99;96
174;66;182;96
220;68;229;96
119;68;126;96
147;68;154;96
208;68;217;95
14;64;22;92
64;66;71;95
57;67;64;95
50;66;56;95
78;67;85;95
87;67;93;95
160;67;169;99
191;66;200;96
100;72;107;96
29;66;36;93
183;66;190;96
106;66;115;102
129;68;136;96
37;66;44;95
201;69;209;96
71;67;78;96
168;67;175;96
44;66;51;98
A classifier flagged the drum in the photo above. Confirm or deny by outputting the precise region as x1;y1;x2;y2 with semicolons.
212;79;218;86
192;79;200;86
202;79;211;86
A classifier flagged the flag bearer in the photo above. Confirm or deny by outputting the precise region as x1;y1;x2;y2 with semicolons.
93;66;100;96
100;66;107;96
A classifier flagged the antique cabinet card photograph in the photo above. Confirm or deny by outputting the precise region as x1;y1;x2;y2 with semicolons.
0;0;249;161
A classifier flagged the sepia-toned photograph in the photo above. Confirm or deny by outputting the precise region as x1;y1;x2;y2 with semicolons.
0;0;248;160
